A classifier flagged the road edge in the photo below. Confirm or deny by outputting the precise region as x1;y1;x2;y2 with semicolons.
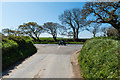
70;49;82;78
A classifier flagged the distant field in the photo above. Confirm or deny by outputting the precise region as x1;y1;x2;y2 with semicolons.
32;37;88;44
31;37;72;41
33;41;84;44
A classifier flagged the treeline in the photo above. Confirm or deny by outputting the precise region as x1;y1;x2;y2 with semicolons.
1;2;120;41
2;35;37;70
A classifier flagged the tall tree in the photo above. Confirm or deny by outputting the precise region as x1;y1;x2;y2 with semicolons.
86;23;101;37
18;22;43;41
43;22;62;41
81;2;120;36
59;8;85;41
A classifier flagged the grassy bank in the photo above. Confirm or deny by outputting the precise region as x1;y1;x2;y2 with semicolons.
78;38;120;78
2;36;37;70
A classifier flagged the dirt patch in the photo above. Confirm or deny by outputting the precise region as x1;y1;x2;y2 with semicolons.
70;49;83;78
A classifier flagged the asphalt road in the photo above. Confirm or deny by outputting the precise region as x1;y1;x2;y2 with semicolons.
3;44;83;78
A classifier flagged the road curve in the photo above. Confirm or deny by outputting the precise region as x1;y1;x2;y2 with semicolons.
3;44;83;78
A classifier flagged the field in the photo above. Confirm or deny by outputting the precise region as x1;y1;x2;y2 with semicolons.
32;37;87;44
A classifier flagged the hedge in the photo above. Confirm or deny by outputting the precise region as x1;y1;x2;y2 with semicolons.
2;36;37;70
78;38;120;78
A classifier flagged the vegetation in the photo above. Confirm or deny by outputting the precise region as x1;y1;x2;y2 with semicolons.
81;2;120;36
78;37;120;78
2;28;21;36
2;2;120;41
2;36;37;70
107;27;119;37
18;22;43;41
86;23;101;37
43;22;66;41
59;8;85;41
1;2;120;74
32;37;87;44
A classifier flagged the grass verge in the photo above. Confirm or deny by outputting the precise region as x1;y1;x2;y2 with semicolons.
78;38;120;78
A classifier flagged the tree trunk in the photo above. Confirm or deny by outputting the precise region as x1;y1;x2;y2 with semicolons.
36;37;41;42
117;27;120;37
93;33;95;37
118;30;120;38
76;28;79;40
114;27;120;37
35;34;41;42
53;36;57;41
104;33;106;37
73;29;76;41
31;36;37;41
111;23;120;37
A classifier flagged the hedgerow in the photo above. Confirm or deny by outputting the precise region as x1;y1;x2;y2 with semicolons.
78;38;120;78
2;36;37;70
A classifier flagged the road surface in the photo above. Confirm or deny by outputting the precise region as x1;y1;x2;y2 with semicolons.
3;44;83;78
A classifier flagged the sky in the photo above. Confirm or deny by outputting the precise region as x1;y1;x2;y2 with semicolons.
1;2;112;38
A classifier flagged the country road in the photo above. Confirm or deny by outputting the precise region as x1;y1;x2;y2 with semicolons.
3;44;83;78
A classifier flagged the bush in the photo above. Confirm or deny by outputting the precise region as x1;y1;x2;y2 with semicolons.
2;36;37;70
78;38;120;78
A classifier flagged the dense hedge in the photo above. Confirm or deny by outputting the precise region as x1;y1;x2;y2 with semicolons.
78;38;120;78
2;36;37;70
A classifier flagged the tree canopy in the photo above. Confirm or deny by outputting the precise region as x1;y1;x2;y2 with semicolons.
43;22;63;41
81;2;120;36
18;22;43;41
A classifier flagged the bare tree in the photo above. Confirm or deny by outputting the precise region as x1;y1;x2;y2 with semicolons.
81;2;120;36
86;23;101;37
43;22;63;41
18;22;43;41
59;8;85;41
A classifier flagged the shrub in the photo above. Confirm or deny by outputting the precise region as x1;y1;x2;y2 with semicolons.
78;38;120;78
2;36;37;70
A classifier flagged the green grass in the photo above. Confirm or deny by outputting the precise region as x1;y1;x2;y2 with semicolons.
78;38;120;78
34;41;84;44
32;37;86;44
66;42;84;44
